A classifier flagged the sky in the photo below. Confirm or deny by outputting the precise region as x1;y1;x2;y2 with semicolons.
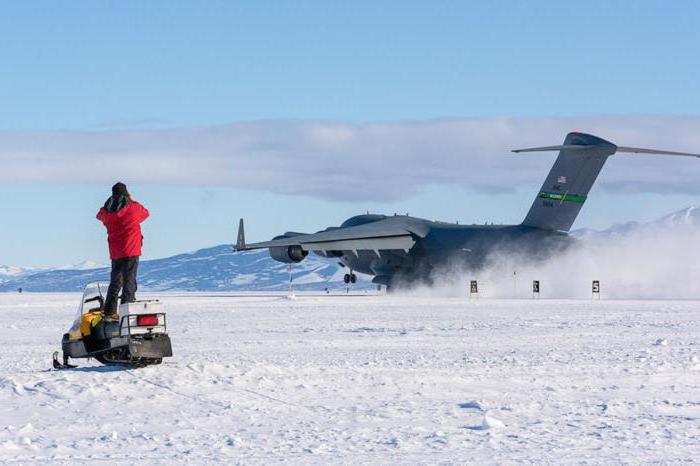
1;1;700;266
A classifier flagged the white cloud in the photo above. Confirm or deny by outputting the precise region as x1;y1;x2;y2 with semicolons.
2;116;699;201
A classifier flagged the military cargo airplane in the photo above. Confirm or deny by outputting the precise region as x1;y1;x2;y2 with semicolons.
235;132;699;289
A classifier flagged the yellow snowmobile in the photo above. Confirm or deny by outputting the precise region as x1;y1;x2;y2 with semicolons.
53;282;173;368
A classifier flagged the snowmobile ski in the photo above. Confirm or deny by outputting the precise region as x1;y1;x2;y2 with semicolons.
52;351;77;370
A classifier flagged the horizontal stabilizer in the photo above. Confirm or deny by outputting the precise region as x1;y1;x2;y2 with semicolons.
514;142;700;158
512;144;594;153
616;146;700;157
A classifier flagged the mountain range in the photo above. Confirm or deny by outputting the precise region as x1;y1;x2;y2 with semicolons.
570;205;699;240
1;207;698;292
0;246;365;292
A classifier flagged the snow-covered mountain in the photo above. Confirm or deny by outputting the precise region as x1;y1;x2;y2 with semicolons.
0;265;50;279
0;261;106;280
2;207;697;292
655;206;700;227
0;265;28;277
0;246;366;292
571;206;700;240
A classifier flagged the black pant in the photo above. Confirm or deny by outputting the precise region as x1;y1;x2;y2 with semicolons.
105;256;139;314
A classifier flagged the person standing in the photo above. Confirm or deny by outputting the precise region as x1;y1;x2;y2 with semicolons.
97;182;150;319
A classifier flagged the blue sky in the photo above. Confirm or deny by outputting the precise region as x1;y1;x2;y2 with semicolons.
2;1;700;266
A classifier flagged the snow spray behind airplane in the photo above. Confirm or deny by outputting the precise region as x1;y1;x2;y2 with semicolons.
405;222;700;299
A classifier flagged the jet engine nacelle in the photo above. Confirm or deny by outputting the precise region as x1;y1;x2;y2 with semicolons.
269;245;308;263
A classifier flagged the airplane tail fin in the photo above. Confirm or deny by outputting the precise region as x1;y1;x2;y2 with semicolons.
514;132;699;232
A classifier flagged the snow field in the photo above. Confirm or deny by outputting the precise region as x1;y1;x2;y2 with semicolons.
0;292;699;463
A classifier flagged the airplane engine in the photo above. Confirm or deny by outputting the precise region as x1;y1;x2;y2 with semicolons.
269;245;308;263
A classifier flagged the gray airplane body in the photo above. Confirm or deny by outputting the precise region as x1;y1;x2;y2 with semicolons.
235;132;699;288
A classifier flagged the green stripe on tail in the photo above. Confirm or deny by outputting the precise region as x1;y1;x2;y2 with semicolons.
538;192;587;203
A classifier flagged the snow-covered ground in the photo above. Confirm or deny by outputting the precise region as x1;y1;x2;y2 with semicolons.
1;292;699;463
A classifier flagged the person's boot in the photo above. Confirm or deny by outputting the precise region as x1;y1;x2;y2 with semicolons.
103;313;120;322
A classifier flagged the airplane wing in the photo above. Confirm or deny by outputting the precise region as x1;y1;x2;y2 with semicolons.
235;217;426;254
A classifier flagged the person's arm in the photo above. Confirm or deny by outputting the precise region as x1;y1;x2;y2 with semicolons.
131;202;150;223
96;207;107;223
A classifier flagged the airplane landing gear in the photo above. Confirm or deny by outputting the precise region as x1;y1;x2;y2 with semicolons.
343;272;357;284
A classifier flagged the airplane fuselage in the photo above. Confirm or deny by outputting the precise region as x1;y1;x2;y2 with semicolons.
324;214;573;286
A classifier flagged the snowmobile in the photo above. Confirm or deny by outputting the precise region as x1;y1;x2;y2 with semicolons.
53;282;173;369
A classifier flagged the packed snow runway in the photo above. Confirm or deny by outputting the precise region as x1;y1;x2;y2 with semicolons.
0;292;699;463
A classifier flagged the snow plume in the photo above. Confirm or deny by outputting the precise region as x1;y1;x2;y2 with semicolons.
404;222;700;299
2;115;700;201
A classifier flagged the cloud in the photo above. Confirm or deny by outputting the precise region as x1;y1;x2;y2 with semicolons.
2;116;699;201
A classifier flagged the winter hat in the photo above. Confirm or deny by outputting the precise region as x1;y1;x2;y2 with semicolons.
112;182;128;197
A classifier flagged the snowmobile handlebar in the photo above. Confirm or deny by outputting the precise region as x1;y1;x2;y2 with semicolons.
84;295;104;309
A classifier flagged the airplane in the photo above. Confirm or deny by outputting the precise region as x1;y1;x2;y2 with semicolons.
234;132;699;289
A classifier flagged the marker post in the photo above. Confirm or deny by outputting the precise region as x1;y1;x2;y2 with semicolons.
288;264;295;298
469;280;479;299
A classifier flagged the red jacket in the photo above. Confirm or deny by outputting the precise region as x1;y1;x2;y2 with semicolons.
97;202;150;259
